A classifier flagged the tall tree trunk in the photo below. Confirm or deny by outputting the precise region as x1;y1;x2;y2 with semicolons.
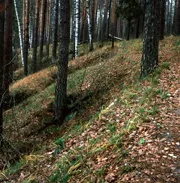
46;0;52;57
29;0;34;49
127;20;130;40
107;0;112;38
14;0;24;67
135;17;140;38
54;0;70;124
86;0;93;51
4;0;12;96
22;0;25;43
102;0;109;41
52;0;59;62
169;1;173;34
141;0;160;77
70;1;75;59
39;0;47;62
75;0;80;58
32;0;40;72
111;0;117;48
80;0;86;42
98;0;103;42
23;0;30;76
0;0;5;146
159;0;166;40
174;0;180;35
91;0;95;39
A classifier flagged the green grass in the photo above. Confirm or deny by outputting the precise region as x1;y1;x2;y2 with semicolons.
2;37;179;182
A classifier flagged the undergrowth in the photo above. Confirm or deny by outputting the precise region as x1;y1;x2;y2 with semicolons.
1;37;179;182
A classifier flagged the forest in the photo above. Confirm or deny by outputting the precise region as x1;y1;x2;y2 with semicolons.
0;0;180;182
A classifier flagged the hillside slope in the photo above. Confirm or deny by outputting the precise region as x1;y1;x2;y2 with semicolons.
0;37;180;183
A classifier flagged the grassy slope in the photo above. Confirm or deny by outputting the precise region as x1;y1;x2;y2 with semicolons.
0;37;180;182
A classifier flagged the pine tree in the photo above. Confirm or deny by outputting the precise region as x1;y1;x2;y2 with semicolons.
0;0;5;146
117;0;142;40
159;0;166;40
52;0;59;62
39;0;47;62
4;0;12;95
141;0;160;77
23;0;30;76
174;0;180;35
32;0;40;72
54;0;70;124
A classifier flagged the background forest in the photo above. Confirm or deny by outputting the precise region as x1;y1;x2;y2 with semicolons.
0;0;180;182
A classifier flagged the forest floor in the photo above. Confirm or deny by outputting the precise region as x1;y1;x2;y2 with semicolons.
0;37;179;183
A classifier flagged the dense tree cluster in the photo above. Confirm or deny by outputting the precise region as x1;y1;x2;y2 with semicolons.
0;0;180;145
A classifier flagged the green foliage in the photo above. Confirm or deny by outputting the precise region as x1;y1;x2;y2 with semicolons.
49;170;68;183
139;138;145;145
121;164;133;174
174;40;180;47
53;138;64;155
157;89;169;99
148;106;158;116
108;123;116;133
96;168;105;177
5;160;24;176
161;62;170;70
109;134;122;148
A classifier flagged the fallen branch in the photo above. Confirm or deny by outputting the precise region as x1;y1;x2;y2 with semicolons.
109;34;123;41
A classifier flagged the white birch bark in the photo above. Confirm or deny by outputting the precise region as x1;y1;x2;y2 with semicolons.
74;0;79;58
29;0;33;49
86;0;93;51
14;0;24;66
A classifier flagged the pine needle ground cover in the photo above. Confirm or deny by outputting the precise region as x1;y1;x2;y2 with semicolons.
0;37;180;182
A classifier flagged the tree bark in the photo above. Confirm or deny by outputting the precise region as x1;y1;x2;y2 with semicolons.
159;0;166;40
32;0;40;72
102;0;109;41
39;0;47;62
141;0;160;77
4;0;12;95
0;0;5;146
14;0;24;67
86;0;93;51
52;0;59;62
23;0;30;76
46;0;52;57
174;0;180;35
75;0;80;58
107;0;112;38
111;0;117;48
79;0;86;42
54;0;70;124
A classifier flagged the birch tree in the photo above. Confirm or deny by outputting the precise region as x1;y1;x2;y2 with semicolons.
14;0;24;67
74;0;80;58
86;0;93;51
